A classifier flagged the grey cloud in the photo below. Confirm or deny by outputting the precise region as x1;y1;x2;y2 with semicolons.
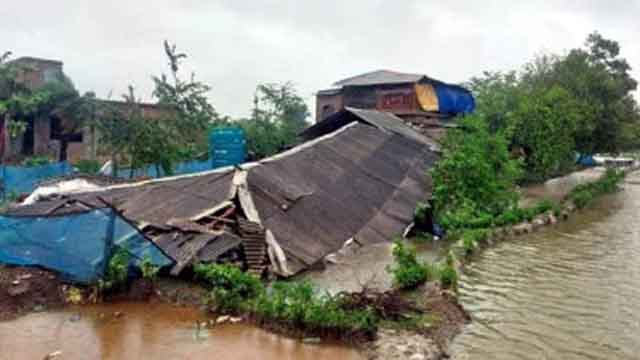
1;0;638;118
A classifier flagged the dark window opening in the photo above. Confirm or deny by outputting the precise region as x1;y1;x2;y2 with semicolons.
21;117;35;156
50;116;83;161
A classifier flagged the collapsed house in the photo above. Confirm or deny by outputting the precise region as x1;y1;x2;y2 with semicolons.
1;108;439;279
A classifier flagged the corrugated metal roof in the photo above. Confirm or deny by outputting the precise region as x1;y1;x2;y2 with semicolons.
333;70;428;87
300;107;440;152
6;122;438;276
248;123;437;273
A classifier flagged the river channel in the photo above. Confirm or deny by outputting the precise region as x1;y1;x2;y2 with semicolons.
451;173;640;359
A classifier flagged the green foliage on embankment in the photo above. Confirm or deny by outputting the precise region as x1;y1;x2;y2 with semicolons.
194;263;379;339
386;240;459;291
568;169;625;209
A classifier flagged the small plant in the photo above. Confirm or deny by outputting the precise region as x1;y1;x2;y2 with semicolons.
387;240;434;290
460;229;488;256
438;252;458;290
100;247;130;291
75;159;102;174
568;169;625;209
22;156;50;167
140;254;159;281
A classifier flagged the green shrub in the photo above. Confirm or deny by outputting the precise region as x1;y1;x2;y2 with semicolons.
140;255;159;281
460;229;489;255
22;156;50;167
431;115;522;232
251;281;378;336
75;159;102;174
100;247;130;291
438;253;458;289
387;240;434;290
569;169;624;209
194;263;264;313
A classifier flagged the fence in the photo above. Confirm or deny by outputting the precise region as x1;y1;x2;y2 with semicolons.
0;161;73;199
0;128;247;197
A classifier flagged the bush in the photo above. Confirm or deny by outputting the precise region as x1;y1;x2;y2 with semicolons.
22;156;50;167
460;229;488;255
140;255;159;281
569;169;624;208
251;281;378;336
100;247;130;291
387;240;434;290
431;116;522;232
438;252;458;289
75;159;102;174
194;263;378;337
194;263;264;313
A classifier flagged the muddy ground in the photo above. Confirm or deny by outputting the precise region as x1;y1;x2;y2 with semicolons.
0;265;65;321
366;283;470;360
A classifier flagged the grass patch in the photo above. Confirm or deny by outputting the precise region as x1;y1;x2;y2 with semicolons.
568;168;625;208
194;263;380;340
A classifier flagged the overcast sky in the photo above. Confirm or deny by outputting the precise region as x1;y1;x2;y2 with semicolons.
2;0;639;119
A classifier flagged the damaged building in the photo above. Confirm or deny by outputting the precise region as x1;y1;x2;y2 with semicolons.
1;109;439;279
0;57;168;164
316;70;475;141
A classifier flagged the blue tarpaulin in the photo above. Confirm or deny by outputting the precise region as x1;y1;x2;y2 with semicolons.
434;83;476;114
210;127;247;168
0;162;73;198
0;208;173;283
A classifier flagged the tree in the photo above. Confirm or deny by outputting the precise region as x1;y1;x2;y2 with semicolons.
152;41;220;158
236;82;309;160
431;115;522;230
468;32;640;180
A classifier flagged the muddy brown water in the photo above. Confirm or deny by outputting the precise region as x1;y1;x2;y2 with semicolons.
0;302;364;360
451;175;640;360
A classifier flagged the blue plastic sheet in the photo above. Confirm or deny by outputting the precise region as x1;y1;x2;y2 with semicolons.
434;84;476;114
0;162;73;198
0;209;173;283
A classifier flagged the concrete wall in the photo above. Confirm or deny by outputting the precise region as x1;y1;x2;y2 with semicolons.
315;93;343;122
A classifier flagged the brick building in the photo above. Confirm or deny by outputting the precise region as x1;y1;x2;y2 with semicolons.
1;57;168;164
315;70;475;140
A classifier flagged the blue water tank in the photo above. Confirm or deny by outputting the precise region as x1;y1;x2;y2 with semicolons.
209;128;247;168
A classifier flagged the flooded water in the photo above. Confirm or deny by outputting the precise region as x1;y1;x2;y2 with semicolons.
451;174;640;359
0;302;363;360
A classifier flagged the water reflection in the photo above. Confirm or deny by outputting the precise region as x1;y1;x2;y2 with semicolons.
451;177;640;360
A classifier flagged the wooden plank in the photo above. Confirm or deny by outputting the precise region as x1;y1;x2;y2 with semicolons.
170;234;216;276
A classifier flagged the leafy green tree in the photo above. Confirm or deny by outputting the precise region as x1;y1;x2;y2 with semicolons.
509;86;584;181
152;41;221;158
235;82;309;159
468;32;640;180
432;115;522;230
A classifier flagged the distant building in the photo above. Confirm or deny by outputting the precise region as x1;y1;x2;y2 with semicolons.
1;57;168;163
315;70;475;140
